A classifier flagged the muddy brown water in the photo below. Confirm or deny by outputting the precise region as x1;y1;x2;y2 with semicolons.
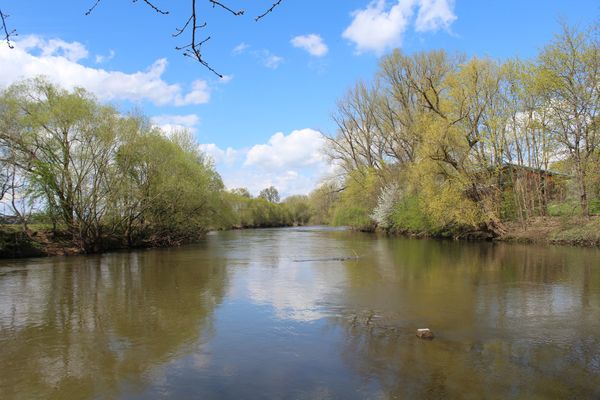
1;226;599;399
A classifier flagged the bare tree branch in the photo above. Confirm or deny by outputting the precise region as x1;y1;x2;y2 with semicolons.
6;0;288;76
85;0;102;16
133;0;169;15
209;0;244;16
0;8;16;49
179;0;223;77
255;0;284;22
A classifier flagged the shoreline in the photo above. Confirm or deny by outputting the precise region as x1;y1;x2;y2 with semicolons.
2;218;599;260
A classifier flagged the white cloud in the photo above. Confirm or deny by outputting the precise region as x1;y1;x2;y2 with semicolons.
343;0;456;54
22;37;90;62
198;143;239;166
256;50;284;69
95;49;115;64
219;74;234;83
245;129;325;169
199;129;329;197
232;42;283;69
415;0;456;31
0;35;211;107
151;114;200;134
174;80;210;105
151;114;200;128
291;34;329;57
232;42;250;55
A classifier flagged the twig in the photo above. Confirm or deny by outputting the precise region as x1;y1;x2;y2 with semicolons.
0;8;16;48
85;0;102;15
133;0;169;15
179;0;223;77
209;0;244;16
255;0;283;21
173;15;193;37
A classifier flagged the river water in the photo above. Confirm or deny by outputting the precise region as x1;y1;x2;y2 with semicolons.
1;227;599;399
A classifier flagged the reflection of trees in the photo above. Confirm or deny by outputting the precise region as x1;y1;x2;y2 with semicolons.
332;239;600;398
0;246;228;400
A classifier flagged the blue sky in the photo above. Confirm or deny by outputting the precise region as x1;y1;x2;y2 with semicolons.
1;0;598;196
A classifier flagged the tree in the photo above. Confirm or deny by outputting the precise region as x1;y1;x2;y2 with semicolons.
538;24;599;217
324;21;600;236
231;187;251;198
0;78;123;250
0;78;228;252
283;195;311;226
258;186;280;203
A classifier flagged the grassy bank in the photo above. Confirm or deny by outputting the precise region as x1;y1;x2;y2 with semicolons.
500;217;600;247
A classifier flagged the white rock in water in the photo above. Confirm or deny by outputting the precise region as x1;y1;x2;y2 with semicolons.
416;328;434;339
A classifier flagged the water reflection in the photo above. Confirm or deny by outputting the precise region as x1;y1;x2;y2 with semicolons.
1;227;600;399
0;246;228;400
331;239;600;399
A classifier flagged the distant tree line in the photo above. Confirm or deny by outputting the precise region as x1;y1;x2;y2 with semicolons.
314;23;599;236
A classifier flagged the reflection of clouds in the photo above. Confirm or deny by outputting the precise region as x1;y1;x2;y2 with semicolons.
505;284;578;317
246;261;346;322
215;227;354;322
477;283;580;320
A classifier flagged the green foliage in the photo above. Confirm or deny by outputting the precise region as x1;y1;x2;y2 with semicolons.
283;195;311;226
324;22;599;235
390;195;431;232
258;186;280;203
331;169;380;231
0;79;307;253
548;201;582;217
225;190;295;228
332;205;372;230
307;182;340;225
590;199;600;216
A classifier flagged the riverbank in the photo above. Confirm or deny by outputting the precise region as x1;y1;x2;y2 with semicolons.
380;216;600;248
499;216;600;247
0;225;206;259
0;222;301;259
2;217;599;259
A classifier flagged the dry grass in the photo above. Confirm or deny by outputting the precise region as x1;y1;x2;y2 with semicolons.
501;216;600;247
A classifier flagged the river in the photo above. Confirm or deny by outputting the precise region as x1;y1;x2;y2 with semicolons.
1;226;599;399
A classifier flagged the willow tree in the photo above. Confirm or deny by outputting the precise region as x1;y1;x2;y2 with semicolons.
0;78;123;250
0;78;228;252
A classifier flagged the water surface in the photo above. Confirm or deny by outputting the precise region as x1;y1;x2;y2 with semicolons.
1;227;600;399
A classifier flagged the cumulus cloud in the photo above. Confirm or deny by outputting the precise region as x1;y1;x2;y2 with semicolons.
174;80;210;105
198;143;239;166
415;0;457;31
245;129;326;169
21;37;90;62
199;129;329;197
0;35;211;107
343;0;456;54
291;34;329;57
151;114;200;134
